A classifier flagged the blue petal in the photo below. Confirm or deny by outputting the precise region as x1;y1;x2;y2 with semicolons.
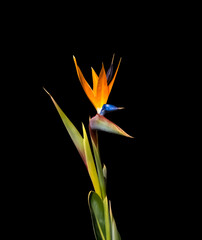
100;104;124;115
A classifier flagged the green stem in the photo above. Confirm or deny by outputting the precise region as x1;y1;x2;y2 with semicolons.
91;131;106;199
90;129;111;239
103;196;111;240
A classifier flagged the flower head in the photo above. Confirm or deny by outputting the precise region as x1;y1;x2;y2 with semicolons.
73;55;121;113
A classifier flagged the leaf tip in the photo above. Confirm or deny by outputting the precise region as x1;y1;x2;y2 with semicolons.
43;87;49;95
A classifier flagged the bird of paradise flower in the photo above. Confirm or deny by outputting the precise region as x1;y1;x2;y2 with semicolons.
44;54;133;240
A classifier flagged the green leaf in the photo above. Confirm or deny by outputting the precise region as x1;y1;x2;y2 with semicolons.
82;125;102;198
88;191;106;240
44;88;102;197
89;129;106;199
109;201;121;240
44;88;86;164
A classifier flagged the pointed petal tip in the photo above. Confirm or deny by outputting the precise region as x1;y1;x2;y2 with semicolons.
43;87;54;101
73;55;77;64
118;57;122;66
73;55;76;63
111;53;115;64
43;87;49;95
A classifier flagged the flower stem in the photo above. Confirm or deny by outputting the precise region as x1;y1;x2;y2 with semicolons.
90;130;106;199
103;196;111;240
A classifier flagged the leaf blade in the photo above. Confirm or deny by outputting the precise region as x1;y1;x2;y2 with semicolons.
82;124;102;198
89;128;106;199
88;191;106;240
44;88;86;165
109;201;121;240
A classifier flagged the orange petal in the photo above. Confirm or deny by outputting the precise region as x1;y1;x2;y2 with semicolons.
96;63;109;110
108;58;122;95
91;67;99;96
73;56;96;109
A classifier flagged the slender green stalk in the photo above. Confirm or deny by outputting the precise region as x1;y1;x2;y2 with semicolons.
103;196;111;240
91;131;106;199
90;129;111;239
45;55;130;239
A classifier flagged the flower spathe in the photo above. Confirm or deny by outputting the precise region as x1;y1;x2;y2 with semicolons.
73;55;121;113
90;114;133;138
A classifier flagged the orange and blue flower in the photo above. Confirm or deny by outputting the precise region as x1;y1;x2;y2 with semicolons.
73;55;121;114
44;55;133;199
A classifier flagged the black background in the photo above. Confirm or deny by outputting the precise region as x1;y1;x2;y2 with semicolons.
4;3;180;239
